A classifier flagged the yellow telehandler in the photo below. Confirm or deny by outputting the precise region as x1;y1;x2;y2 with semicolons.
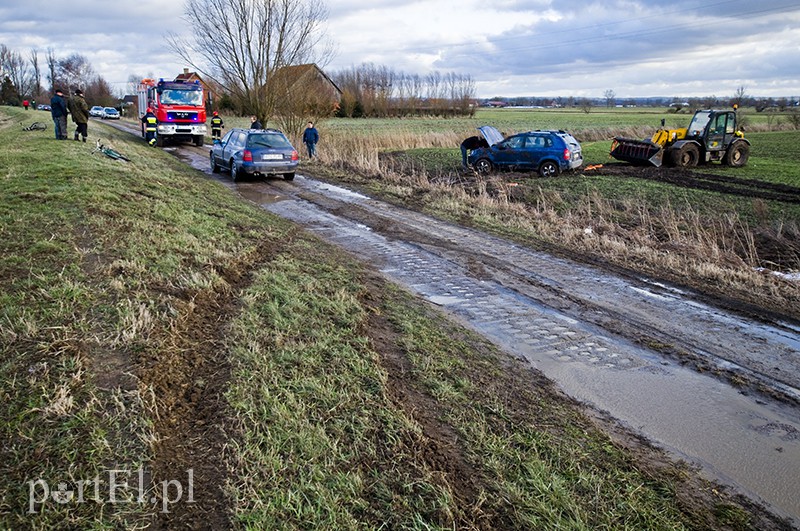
610;109;750;168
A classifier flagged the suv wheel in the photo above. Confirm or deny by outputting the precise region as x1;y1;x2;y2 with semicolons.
475;158;493;175
283;172;295;181
538;160;560;177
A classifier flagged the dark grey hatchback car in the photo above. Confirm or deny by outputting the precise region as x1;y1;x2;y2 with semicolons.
210;128;299;181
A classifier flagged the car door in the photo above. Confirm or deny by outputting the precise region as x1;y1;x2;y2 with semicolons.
214;131;233;168
526;134;552;169
223;131;245;169
492;134;527;169
704;112;732;154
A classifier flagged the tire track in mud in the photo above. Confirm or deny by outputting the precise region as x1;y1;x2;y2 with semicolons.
141;235;297;529
598;163;800;204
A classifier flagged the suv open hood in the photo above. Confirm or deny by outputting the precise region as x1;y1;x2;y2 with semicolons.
478;125;504;147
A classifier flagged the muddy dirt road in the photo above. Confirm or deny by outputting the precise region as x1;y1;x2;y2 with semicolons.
108;123;800;523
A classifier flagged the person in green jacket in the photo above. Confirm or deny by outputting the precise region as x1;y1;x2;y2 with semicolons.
67;89;90;142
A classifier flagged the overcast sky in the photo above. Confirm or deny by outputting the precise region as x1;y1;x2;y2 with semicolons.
1;0;798;99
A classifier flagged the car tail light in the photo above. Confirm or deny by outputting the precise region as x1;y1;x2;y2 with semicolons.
243;150;253;162
563;148;570;161
291;150;299;161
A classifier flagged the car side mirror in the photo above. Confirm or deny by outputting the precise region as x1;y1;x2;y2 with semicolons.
213;139;221;145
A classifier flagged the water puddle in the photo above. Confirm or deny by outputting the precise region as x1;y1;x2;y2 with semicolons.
236;183;288;205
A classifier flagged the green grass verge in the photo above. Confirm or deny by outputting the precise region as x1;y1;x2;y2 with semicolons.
0;106;290;528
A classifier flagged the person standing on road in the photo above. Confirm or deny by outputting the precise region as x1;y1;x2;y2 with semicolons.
50;88;68;140
460;135;488;169
250;115;262;129
142;107;158;146
210;111;224;139
67;89;89;142
302;121;319;158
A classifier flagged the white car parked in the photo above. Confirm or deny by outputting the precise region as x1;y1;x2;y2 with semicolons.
102;107;120;120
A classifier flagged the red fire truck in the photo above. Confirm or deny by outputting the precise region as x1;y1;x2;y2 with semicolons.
137;78;207;147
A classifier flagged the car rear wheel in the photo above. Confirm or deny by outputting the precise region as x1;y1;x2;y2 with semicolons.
231;160;240;181
283;172;295;181
538;160;560;177
210;152;220;173
475;158;493;175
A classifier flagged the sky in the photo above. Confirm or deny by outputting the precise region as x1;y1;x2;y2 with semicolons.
1;0;798;99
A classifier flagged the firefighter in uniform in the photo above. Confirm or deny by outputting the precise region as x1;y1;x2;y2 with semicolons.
210;111;224;139
141;108;157;146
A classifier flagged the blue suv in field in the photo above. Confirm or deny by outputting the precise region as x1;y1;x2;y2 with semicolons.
468;126;583;177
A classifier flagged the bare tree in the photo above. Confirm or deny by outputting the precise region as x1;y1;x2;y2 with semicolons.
0;45;32;98
168;0;332;127
29;49;42;100
603;89;616;108
732;85;748;109
46;47;57;92
58;53;95;93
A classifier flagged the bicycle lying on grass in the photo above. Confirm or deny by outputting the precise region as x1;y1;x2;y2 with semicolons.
21;121;47;131
92;139;131;162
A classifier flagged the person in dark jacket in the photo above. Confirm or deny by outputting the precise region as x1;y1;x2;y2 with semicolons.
67;89;90;142
460;135;489;168
50;88;68;140
250;115;262;129
302;121;319;158
210;111;224;139
141;108;158;146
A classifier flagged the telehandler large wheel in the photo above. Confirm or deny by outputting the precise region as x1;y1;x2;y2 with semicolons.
671;143;700;167
724;142;749;167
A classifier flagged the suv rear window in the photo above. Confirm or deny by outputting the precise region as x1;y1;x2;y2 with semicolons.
247;133;291;149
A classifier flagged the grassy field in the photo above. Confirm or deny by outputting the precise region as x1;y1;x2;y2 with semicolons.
1;105;790;529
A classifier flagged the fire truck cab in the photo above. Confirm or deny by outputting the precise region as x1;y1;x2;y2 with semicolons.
137;78;207;147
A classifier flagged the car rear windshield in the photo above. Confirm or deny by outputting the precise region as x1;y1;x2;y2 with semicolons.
247;134;291;149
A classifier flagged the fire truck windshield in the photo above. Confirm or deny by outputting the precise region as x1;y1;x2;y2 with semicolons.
159;89;203;106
